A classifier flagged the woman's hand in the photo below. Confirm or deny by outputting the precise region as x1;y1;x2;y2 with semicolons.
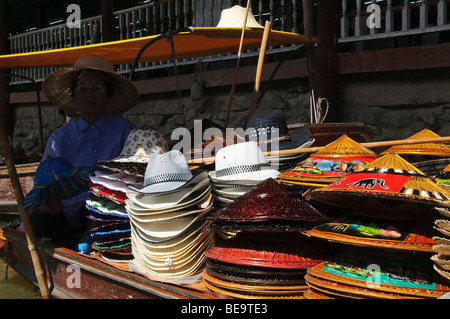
38;195;63;216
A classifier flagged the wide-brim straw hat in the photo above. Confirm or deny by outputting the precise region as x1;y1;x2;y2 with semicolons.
127;150;205;194
208;141;280;181
245;113;312;152
126;174;210;210
129;204;213;239
96;129;169;176
43;55;139;114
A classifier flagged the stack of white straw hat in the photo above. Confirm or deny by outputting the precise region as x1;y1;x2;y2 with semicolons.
125;150;215;283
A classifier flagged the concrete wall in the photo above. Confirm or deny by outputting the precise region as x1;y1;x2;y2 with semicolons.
338;68;450;141
8;67;450;158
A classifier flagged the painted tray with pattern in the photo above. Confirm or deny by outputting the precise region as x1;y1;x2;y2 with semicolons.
306;248;450;298
303;216;437;252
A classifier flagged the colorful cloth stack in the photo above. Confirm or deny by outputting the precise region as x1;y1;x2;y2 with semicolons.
84;128;168;261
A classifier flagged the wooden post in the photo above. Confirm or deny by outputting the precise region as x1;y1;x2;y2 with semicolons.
0;0;50;299
102;0;114;42
313;0;339;122
0;0;11;140
247;20;271;124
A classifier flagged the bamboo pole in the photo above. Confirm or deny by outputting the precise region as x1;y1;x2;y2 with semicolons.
246;20;271;126
0;125;51;299
224;0;251;128
187;136;450;164
0;0;49;299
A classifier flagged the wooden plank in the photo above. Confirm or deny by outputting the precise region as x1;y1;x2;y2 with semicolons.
338;42;450;74
10;58;309;103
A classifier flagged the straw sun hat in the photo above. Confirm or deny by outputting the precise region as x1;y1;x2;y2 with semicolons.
43;55;139;114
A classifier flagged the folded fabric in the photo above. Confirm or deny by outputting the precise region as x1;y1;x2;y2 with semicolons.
90;174;143;194
86;195;129;218
90;181;128;204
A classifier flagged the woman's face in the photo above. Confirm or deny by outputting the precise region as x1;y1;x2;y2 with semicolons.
72;72;110;116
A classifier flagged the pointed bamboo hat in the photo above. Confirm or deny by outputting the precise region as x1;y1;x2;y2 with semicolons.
310;153;450;218
279;135;378;185
380;129;450;156
209;178;328;223
435;163;450;190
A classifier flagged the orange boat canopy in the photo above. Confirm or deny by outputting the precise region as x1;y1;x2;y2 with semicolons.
0;27;317;68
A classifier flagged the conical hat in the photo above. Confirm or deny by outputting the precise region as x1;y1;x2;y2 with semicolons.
435;163;450;190
307;249;450;298
209;178;328;223
313;135;378;158
204;231;333;269
431;254;450;271
279;135;378;185
303;216;437;253
311;153;450;217
380;129;450;156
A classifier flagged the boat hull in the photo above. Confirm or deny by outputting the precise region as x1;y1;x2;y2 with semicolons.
1;226;219;299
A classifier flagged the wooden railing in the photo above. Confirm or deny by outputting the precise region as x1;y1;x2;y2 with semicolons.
340;0;450;43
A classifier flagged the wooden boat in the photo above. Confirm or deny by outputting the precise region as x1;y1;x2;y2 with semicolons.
288;122;373;146
0;25;320;299
0;223;221;299
0;162;38;214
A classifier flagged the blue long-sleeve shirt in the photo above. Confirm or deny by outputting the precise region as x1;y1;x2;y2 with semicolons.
42;113;135;229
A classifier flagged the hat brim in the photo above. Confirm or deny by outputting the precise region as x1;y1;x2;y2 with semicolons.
311;172;450;219
129;204;212;239
127;171;208;194
127;180;211;210
208;168;279;181
127;200;212;223
265;129;312;151
131;220;209;249
23;166;95;209
42;66;138;114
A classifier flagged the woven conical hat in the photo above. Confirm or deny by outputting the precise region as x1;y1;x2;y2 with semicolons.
310;153;450;217
435;163;450;190
209;178;329;223
279;135;378;185
313;135;378;158
380;129;450;156
361;152;427;175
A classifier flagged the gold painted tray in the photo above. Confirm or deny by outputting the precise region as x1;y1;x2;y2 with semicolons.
306;249;450;298
303;216;437;253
